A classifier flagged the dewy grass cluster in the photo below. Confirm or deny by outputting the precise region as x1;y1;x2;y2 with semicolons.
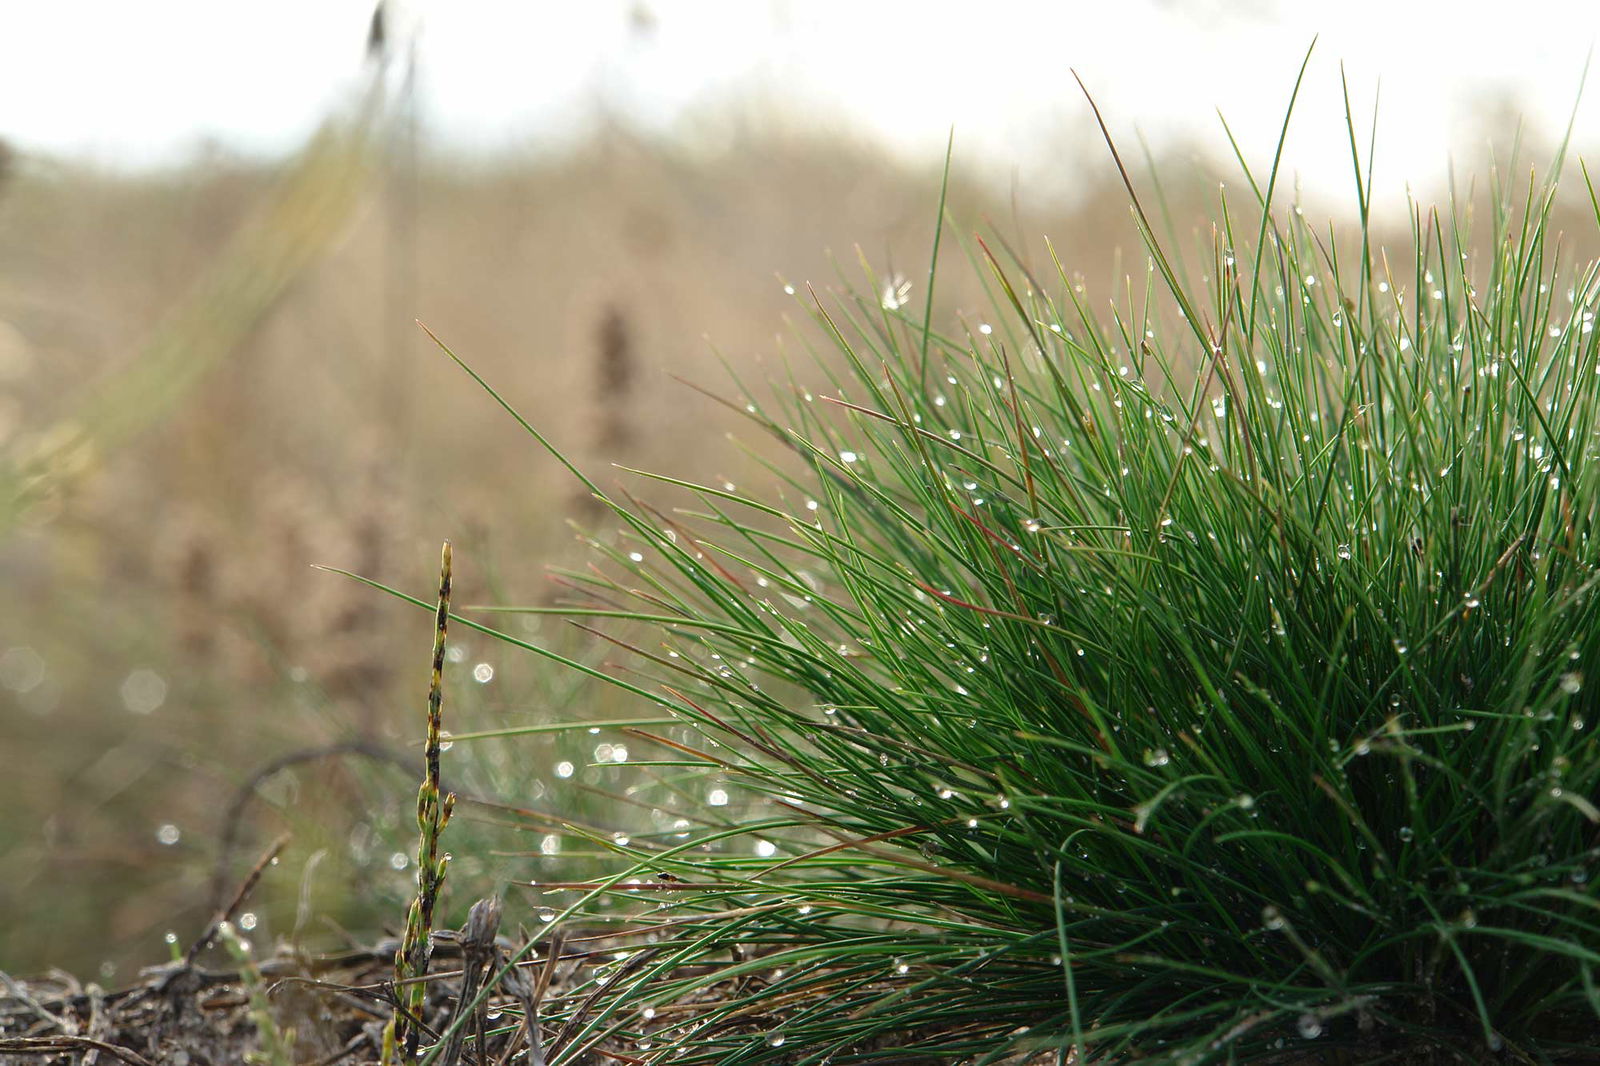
433;92;1600;1063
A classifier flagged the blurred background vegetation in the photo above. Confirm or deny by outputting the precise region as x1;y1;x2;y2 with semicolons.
1;1;1597;981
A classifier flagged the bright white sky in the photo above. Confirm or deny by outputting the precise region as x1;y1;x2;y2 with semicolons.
3;1;1599;211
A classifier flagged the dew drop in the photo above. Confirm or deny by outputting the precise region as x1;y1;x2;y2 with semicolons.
0;646;45;693
121;668;167;715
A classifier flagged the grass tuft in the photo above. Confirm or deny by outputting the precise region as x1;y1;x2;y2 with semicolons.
425;88;1600;1064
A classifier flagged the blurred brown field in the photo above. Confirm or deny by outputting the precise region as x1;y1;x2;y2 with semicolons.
0;99;1593;978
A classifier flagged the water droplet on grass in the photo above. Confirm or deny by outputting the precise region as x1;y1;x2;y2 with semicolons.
121;668;167;715
0;646;45;692
881;277;912;310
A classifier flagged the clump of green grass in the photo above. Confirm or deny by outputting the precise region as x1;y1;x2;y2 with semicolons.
426;77;1600;1064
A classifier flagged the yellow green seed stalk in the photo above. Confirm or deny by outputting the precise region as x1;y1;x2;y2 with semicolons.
384;541;456;1063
